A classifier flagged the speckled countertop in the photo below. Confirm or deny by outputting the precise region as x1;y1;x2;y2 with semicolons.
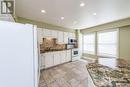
86;58;130;87
40;49;71;53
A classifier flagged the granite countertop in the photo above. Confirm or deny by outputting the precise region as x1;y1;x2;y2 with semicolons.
86;58;130;87
40;47;78;53
40;49;72;53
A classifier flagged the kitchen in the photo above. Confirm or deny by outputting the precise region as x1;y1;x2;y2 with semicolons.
39;28;79;69
0;0;130;87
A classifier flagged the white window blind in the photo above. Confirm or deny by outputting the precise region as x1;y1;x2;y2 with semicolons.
97;30;118;57
83;33;95;54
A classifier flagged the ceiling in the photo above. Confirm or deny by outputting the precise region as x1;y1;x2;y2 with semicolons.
15;0;130;29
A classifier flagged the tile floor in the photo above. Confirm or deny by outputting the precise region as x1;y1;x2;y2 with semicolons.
39;60;89;87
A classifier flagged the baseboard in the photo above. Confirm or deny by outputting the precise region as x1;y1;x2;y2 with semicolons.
82;56;96;62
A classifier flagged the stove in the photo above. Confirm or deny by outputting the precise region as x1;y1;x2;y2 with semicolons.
71;48;79;61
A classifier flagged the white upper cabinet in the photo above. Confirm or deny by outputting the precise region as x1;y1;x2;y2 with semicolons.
57;31;64;44
37;28;43;44
69;33;76;39
51;30;58;38
43;29;52;38
72;33;76;39
64;32;68;44
42;28;75;43
43;29;58;38
68;33;72;39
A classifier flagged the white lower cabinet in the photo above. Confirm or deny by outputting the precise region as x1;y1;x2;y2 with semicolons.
53;52;61;65
40;54;45;69
40;50;71;69
44;53;53;68
61;51;66;63
66;50;71;62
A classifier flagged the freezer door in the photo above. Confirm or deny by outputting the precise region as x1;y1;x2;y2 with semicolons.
0;21;38;87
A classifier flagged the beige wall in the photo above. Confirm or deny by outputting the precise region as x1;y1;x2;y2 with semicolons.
119;25;130;60
16;17;75;33
81;17;130;34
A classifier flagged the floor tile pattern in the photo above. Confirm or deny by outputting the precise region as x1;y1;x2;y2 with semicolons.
39;60;88;87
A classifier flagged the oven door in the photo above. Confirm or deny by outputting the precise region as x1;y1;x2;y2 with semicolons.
72;49;79;57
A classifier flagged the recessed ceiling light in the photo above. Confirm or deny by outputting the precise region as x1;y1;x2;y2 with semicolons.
80;3;85;7
61;17;64;20
41;10;46;13
93;13;97;15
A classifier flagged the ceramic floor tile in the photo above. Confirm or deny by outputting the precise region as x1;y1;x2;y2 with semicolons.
39;82;47;87
68;78;80;87
39;60;88;87
77;84;86;87
80;79;88;87
47;81;60;87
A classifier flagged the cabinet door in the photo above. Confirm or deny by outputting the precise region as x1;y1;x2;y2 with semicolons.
51;30;58;38
72;33;76;39
39;54;42;68
40;54;45;69
53;52;61;65
68;33;73;39
66;50;71;62
64;32;68;44
69;33;75;39
44;53;53;68
57;31;64;44
37;28;43;44
61;51;66;63
43;29;52;38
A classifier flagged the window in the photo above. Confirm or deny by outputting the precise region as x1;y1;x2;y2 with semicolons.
97;30;118;57
83;33;95;54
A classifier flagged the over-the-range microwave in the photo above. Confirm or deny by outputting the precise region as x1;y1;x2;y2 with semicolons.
68;38;77;45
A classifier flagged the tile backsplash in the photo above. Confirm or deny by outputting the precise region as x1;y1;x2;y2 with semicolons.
40;38;66;52
42;38;56;48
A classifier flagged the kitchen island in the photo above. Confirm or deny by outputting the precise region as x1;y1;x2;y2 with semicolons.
86;58;130;87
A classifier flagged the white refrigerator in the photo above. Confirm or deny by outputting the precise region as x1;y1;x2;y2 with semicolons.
0;21;39;87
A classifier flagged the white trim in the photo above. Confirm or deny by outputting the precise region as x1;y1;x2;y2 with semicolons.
82;56;96;62
117;28;120;58
33;25;39;87
95;32;98;56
